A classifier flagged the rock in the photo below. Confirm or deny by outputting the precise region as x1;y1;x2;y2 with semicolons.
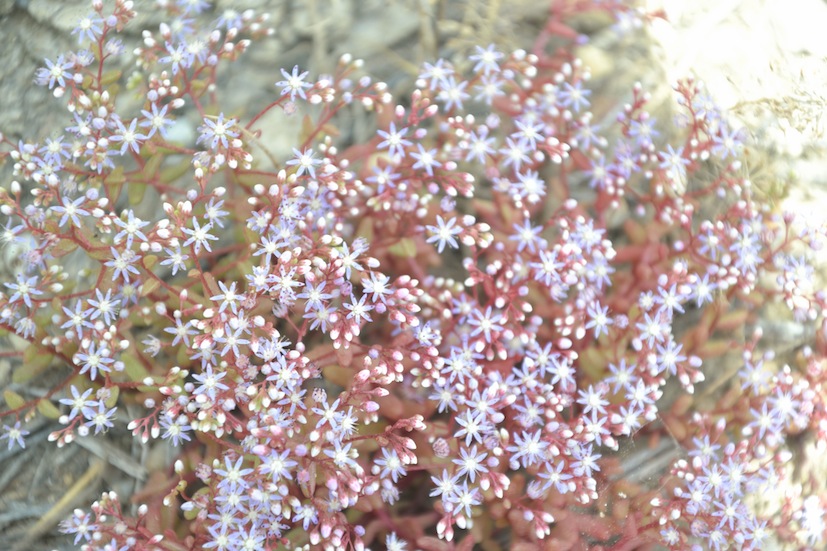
26;0;90;32
0;0;15;17
337;2;419;60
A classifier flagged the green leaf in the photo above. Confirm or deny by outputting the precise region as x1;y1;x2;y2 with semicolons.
176;345;190;365
322;364;350;388
107;83;121;99
100;69;122;86
143;153;164;180
128;181;147;205
4;389;25;410
14;346;53;384
12;364;34;385
122;354;149;383
141;277;160;297
52;239;78;258
105;386;119;408
201;272;218;297
84;245;106;260
189;79;207;97
388;237;417;258
106;165;126;203
578;347;606;381
159;159;191;185
37;399;61;419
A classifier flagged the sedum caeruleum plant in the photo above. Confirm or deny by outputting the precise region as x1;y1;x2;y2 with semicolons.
1;0;826;549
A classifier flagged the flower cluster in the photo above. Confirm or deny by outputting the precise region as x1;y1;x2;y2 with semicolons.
1;0;826;550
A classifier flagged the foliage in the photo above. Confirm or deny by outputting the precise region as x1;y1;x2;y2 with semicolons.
1;1;826;550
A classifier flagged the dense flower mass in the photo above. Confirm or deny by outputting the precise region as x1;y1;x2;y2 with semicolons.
1;0;826;550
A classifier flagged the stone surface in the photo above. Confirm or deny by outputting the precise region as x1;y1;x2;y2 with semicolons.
647;0;827;180
27;0;91;31
0;0;15;17
646;3;827;548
